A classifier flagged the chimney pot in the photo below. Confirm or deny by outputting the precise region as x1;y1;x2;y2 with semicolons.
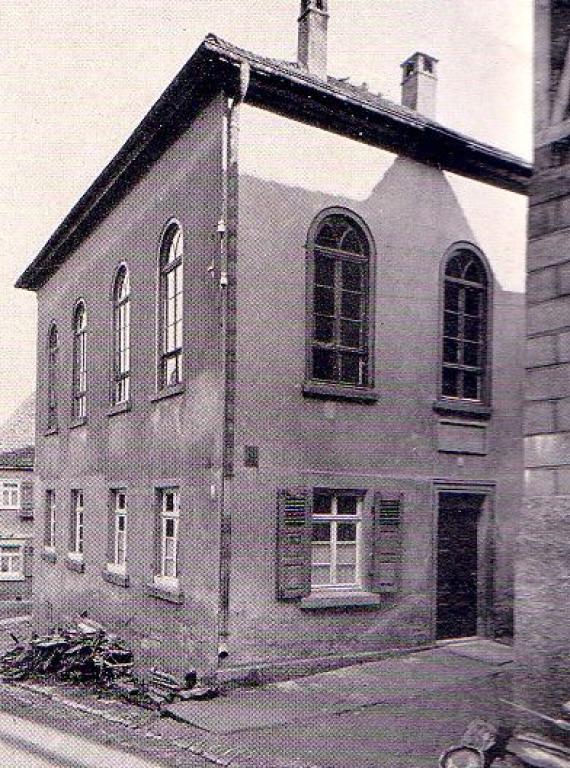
401;52;438;119
298;0;329;80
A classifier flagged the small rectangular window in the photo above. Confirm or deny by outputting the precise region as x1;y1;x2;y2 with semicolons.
45;490;56;548
311;491;362;589
0;481;20;510
0;543;23;579
71;490;84;556
158;488;179;581
112;491;127;570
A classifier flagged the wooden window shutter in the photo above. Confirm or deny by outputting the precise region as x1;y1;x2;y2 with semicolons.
276;489;312;600
106;497;114;564
21;481;33;515
370;492;403;594
24;545;34;577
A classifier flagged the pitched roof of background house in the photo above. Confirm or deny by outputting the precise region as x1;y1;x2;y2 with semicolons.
16;34;532;292
0;395;35;454
0;445;34;470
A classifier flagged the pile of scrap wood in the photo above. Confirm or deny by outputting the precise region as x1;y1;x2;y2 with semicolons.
0;619;218;709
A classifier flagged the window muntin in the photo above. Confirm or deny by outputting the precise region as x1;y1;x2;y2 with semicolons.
311;491;362;589
0;481;20;510
159;224;183;389
112;267;130;405
111;490;127;570
442;249;488;402
0;544;23;578
73;302;87;419
45;490;56;548
310;214;370;387
159;488;179;580
48;324;59;430
71;490;84;556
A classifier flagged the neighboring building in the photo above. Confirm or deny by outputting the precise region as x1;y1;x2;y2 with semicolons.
516;0;570;731
0;446;34;611
17;2;530;680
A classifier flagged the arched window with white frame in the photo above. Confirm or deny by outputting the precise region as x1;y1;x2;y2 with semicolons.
47;323;59;430
112;265;130;404
158;222;183;389
72;301;87;420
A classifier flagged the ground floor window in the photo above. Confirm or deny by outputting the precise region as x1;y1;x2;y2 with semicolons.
311;490;362;588
111;490;127;571
0;480;20;510
158;488;179;582
45;490;56;548
0;543;23;579
70;490;84;557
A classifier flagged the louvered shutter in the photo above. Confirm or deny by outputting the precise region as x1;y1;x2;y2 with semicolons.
276;489;312;600
21;481;33;516
370;492;403;594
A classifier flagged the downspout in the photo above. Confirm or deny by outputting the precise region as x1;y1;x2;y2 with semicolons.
217;61;250;660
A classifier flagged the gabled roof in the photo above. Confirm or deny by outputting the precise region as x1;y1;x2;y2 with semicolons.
17;34;532;292
0;446;34;470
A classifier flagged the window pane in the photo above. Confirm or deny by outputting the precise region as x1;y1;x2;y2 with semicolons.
340;320;361;349
442;367;459;397
315;254;335;286
464;342;480;367
312;522;331;542
337;522;357;542
340;352;363;385
443;339;459;364
464;316;481;342
314;315;334;343
444;282;460;311
313;348;335;381
337;542;357;565
336;496;358;515
311;564;331;586
465;260;484;284
464;287;481;316
444;312;459;338
165;518;175;537
342;261;362;292
315;286;334;316
463;372;480;400
341;291;361;320
314;494;332;515
337;564;357;584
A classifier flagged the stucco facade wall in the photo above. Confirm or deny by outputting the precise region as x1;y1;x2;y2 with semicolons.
33;95;225;676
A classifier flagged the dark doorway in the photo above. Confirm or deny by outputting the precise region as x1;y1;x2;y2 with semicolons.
436;493;483;640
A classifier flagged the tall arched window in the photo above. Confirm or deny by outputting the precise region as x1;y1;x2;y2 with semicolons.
308;212;372;388
47;324;59;430
159;222;183;389
442;247;489;403
112;265;130;404
73;301;87;419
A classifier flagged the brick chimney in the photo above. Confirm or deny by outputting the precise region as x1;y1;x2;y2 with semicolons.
298;0;329;80
401;52;438;119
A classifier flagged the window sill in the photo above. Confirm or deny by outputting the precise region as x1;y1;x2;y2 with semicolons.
44;426;59;437
303;382;379;404
433;399;492;421
0;572;25;582
65;555;85;573
300;591;382;610
69;416;87;430
102;568;130;588
108;401;131;417
41;549;57;564
145;581;184;605
150;383;185;403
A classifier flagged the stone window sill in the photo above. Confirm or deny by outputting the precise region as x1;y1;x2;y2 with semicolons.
65;555;85;573
102;568;130;588
303;381;379;404
45;426;59;437
20;512;34;521
0;574;25;582
150;383;185;403
300;591;382;610
145;581;184;605
108;401;131;417
41;549;57;564
69;416;87;430
433;399;492;421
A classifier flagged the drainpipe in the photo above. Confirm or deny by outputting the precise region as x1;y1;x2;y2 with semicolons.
217;61;250;661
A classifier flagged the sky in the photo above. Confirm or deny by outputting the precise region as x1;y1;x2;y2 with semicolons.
0;0;532;426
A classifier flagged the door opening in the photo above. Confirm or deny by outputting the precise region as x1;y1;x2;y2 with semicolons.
436;493;483;640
